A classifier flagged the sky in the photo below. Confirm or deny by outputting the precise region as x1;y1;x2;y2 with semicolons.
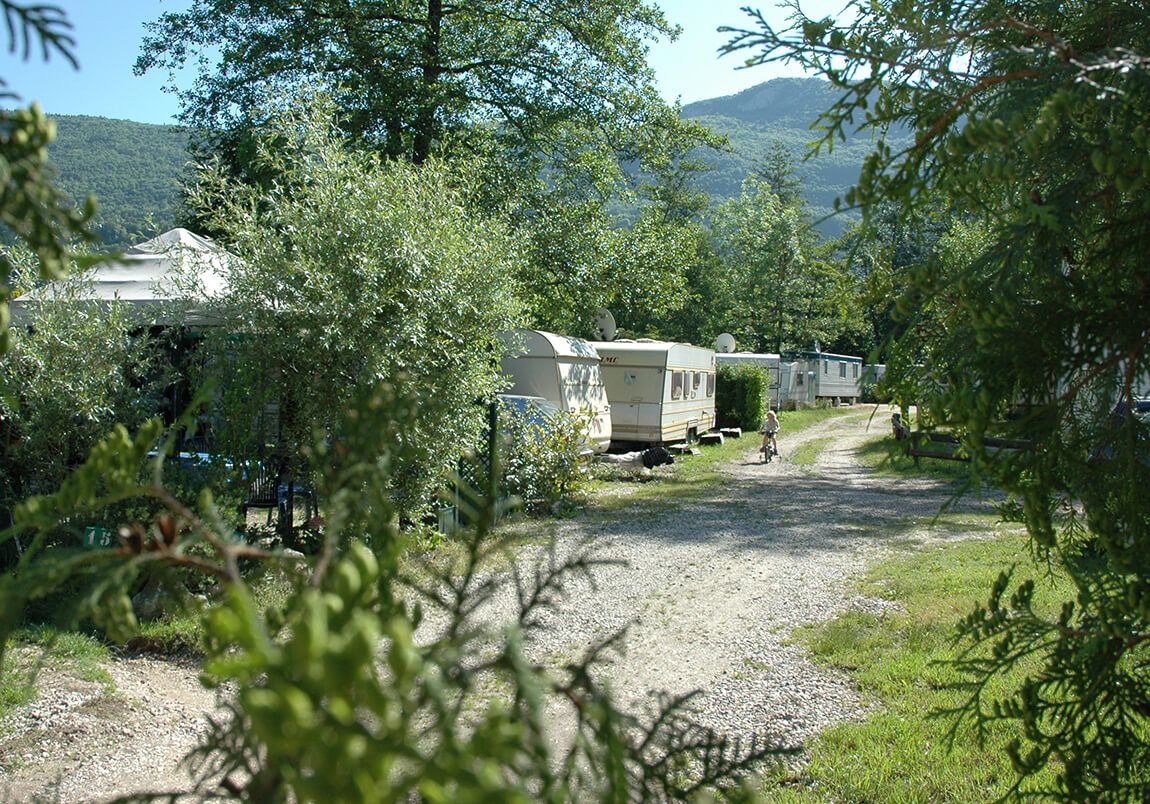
0;0;846;126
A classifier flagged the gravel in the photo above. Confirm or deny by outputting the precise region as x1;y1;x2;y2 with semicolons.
0;407;995;801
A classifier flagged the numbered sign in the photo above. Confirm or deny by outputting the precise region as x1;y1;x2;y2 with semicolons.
82;526;114;549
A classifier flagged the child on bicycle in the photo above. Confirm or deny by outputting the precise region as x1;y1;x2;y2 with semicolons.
759;409;779;460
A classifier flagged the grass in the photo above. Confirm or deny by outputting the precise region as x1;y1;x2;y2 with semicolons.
590;409;860;513
2;626;114;720
790;436;833;467
854;432;976;483
753;523;1069;802
777;406;862;432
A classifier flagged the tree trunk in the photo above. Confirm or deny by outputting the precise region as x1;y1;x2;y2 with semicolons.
413;0;443;164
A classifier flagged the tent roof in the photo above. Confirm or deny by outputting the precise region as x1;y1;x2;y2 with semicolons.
11;228;234;324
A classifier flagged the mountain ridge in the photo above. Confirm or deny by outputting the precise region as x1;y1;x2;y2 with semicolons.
44;76;887;248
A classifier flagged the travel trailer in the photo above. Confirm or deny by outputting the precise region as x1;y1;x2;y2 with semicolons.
498;329;612;453
590;339;717;446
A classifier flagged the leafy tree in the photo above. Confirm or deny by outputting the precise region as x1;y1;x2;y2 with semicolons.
135;0;681;166
0;270;169;543
0;2;98;352
725;0;1150;797
462;112;720;339
830;196;953;359
707;176;843;354
187;97;525;524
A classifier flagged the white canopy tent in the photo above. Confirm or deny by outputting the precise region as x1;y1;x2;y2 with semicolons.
11;228;234;325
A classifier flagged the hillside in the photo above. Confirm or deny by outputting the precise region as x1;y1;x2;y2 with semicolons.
48;115;190;250
42;78;896;249
682;77;897;236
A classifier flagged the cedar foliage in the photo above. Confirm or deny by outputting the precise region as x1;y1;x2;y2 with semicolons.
724;0;1150;798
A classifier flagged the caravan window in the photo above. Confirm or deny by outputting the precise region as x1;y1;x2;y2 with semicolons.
706;373;715;397
671;371;684;400
824;360;829;374
839;362;847;378
852;364;859;379
692;372;702;396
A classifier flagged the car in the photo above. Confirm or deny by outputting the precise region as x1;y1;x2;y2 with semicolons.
496;394;562;430
496;393;595;457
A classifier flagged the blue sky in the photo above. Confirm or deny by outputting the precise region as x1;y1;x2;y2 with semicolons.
0;0;845;125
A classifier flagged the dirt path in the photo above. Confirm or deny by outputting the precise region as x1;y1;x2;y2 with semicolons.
0;408;993;801
508;407;991;749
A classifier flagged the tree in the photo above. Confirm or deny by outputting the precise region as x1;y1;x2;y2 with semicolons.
725;0;1150;797
135;0;680;166
0;2;98;353
708;176;844;354
187;97;525;524
0;268;171;557
460;111;722;339
752;140;803;207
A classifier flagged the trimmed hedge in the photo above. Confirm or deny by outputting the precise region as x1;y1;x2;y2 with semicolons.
716;364;770;431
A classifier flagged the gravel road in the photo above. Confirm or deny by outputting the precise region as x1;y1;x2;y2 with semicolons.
0;408;995;801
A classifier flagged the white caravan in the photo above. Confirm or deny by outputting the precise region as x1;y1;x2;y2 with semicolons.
591;339;717;446
498;329;612;453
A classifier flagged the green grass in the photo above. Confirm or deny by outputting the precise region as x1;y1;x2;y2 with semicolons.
790;436;833;467
777;406;861;432
591;410;859;512
854;432;976;482
754;526;1068;802
2;626;114;719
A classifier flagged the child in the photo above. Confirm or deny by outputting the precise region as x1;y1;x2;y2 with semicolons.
759;409;779;460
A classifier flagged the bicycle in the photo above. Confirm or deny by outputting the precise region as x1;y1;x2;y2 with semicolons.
759;429;778;463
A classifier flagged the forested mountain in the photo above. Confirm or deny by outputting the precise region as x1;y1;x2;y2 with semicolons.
682;77;901;235
43;78;893;248
47;115;189;250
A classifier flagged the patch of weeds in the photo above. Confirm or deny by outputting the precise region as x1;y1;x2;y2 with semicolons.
130;611;206;657
742;657;770;673
755;531;1066;802
790;436;833;468
0;663;37;716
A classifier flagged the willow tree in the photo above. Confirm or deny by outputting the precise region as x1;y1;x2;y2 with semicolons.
725;1;1150;798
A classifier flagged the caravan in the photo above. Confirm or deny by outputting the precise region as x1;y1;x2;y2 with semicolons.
591;339;716;446
498;329;612;453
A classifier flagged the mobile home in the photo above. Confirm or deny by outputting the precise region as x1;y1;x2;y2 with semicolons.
498;329;612;453
591;339;717;446
796;351;864;405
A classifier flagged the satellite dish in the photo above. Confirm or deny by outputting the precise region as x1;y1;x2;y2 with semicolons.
595;308;617;341
715;332;736;353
